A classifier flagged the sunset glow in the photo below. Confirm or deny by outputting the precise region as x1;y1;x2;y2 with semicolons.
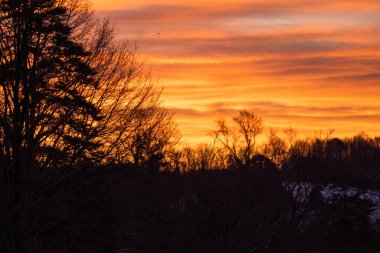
93;0;380;144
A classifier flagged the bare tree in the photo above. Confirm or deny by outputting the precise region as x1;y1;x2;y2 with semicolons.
0;0;175;251
125;107;180;174
263;129;287;168
216;110;263;169
0;0;172;168
181;141;226;172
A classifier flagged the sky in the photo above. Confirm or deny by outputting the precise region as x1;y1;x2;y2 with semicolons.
93;0;380;144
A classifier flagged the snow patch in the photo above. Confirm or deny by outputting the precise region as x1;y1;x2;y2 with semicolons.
283;182;380;223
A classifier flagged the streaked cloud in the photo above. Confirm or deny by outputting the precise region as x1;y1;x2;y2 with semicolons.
94;0;380;144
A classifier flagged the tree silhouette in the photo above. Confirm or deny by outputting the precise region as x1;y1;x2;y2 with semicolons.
0;0;173;251
0;1;101;250
216;110;263;169
263;129;288;168
1;1;380;252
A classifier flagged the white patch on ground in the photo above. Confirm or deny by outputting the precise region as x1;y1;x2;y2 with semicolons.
283;182;380;223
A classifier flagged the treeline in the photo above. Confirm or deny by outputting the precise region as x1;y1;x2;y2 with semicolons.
142;110;380;191
105;111;380;252
111;112;380;252
0;0;379;252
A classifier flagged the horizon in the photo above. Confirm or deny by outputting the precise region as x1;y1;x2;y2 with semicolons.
93;0;380;144
1;1;380;251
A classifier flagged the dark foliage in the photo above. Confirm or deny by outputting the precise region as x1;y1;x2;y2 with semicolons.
0;0;379;252
283;133;380;190
110;168;380;253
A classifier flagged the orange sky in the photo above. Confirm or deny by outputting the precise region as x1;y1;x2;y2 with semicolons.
93;0;380;144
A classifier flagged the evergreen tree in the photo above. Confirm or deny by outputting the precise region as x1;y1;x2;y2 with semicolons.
0;0;176;251
0;0;104;250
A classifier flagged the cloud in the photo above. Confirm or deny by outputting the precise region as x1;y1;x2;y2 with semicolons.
94;1;380;143
97;1;380;21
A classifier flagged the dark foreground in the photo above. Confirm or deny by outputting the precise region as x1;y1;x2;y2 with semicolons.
6;166;378;253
